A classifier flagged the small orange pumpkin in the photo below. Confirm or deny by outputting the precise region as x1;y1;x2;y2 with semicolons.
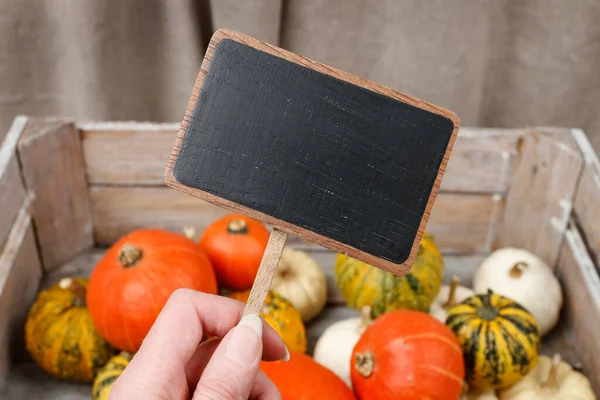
87;229;218;353
261;352;356;399
199;214;270;290
351;309;465;400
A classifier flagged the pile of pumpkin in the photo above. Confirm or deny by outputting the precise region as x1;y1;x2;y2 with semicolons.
22;214;596;399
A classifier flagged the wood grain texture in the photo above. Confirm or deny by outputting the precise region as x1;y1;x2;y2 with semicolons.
497;130;584;267
81;124;519;194
0;116;28;251
165;29;460;275
557;223;600;394
18;119;94;271
89;186;498;254
0;195;42;390
242;229;288;317
80;123;179;185
570;128;600;268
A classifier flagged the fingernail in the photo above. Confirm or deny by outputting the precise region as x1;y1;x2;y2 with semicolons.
281;346;290;362
225;314;263;367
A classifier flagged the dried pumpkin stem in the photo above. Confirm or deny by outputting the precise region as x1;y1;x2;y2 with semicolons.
509;261;528;278
227;219;248;234
119;244;143;267
355;351;375;377
543;354;561;391
442;275;460;309
59;278;87;307
357;306;373;335
477;289;499;321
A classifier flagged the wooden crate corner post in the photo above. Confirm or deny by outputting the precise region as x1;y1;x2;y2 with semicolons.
17;118;95;272
496;129;584;267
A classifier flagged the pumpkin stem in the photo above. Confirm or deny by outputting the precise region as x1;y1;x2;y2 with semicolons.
355;351;375;377
476;289;499;321
357;306;373;335
119;244;143;267
58;278;86;307
442;275;460;309
509;261;529;278
227;219;248;234
543;353;561;391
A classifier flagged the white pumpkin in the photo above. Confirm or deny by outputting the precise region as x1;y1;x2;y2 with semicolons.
270;247;327;322
313;306;372;388
473;247;563;336
430;275;474;322
499;354;595;400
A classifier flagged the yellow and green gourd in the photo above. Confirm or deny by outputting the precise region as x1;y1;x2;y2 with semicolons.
334;232;444;318
446;289;540;390
227;289;307;353
24;277;116;383
92;352;132;400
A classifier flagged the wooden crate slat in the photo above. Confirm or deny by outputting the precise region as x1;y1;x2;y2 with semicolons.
0;116;28;251
18;119;94;272
0;195;42;390
569;128;600;268
80;124;521;194
497;130;584;267
80;123;179;186
89;186;500;254
557;223;600;394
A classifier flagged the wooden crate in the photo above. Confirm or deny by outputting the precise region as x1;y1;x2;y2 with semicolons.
1;116;599;398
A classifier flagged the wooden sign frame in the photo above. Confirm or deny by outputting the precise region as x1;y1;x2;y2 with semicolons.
165;29;460;276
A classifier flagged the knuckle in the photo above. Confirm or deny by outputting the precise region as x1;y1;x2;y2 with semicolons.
168;288;197;304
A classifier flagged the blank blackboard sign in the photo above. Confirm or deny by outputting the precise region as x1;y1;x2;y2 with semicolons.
165;29;459;277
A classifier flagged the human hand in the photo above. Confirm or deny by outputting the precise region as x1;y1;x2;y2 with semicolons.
108;288;289;399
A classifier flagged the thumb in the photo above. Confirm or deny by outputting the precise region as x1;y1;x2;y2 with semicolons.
193;313;264;400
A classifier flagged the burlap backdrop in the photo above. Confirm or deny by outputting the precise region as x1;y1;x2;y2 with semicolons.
2;0;600;149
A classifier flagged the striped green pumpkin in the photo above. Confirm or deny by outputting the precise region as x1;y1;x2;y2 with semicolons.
92;352;131;400
334;232;444;318
446;289;540;390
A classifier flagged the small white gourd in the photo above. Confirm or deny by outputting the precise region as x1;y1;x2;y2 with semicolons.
270;247;328;322
473;248;563;336
499;354;595;400
313;306;372;388
430;275;475;322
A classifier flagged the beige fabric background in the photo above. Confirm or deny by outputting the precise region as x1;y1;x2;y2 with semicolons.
2;0;600;150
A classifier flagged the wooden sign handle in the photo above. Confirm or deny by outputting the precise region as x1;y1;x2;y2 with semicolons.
242;228;288;317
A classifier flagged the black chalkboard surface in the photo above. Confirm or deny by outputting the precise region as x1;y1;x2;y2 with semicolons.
165;29;459;277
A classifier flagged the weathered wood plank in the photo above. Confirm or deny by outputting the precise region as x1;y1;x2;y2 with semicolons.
80;124;521;194
89;186;499;254
0;116;28;251
497;130;584;268
569;128;600;268
0;195;43;391
556;223;600;394
80;123;179;186
18;119;94;271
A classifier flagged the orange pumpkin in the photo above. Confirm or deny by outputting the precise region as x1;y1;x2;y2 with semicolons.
87;229;218;353
351;310;465;400
261;352;356;399
199;214;270;290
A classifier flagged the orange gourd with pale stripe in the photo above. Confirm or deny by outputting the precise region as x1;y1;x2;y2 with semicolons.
351;309;465;400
